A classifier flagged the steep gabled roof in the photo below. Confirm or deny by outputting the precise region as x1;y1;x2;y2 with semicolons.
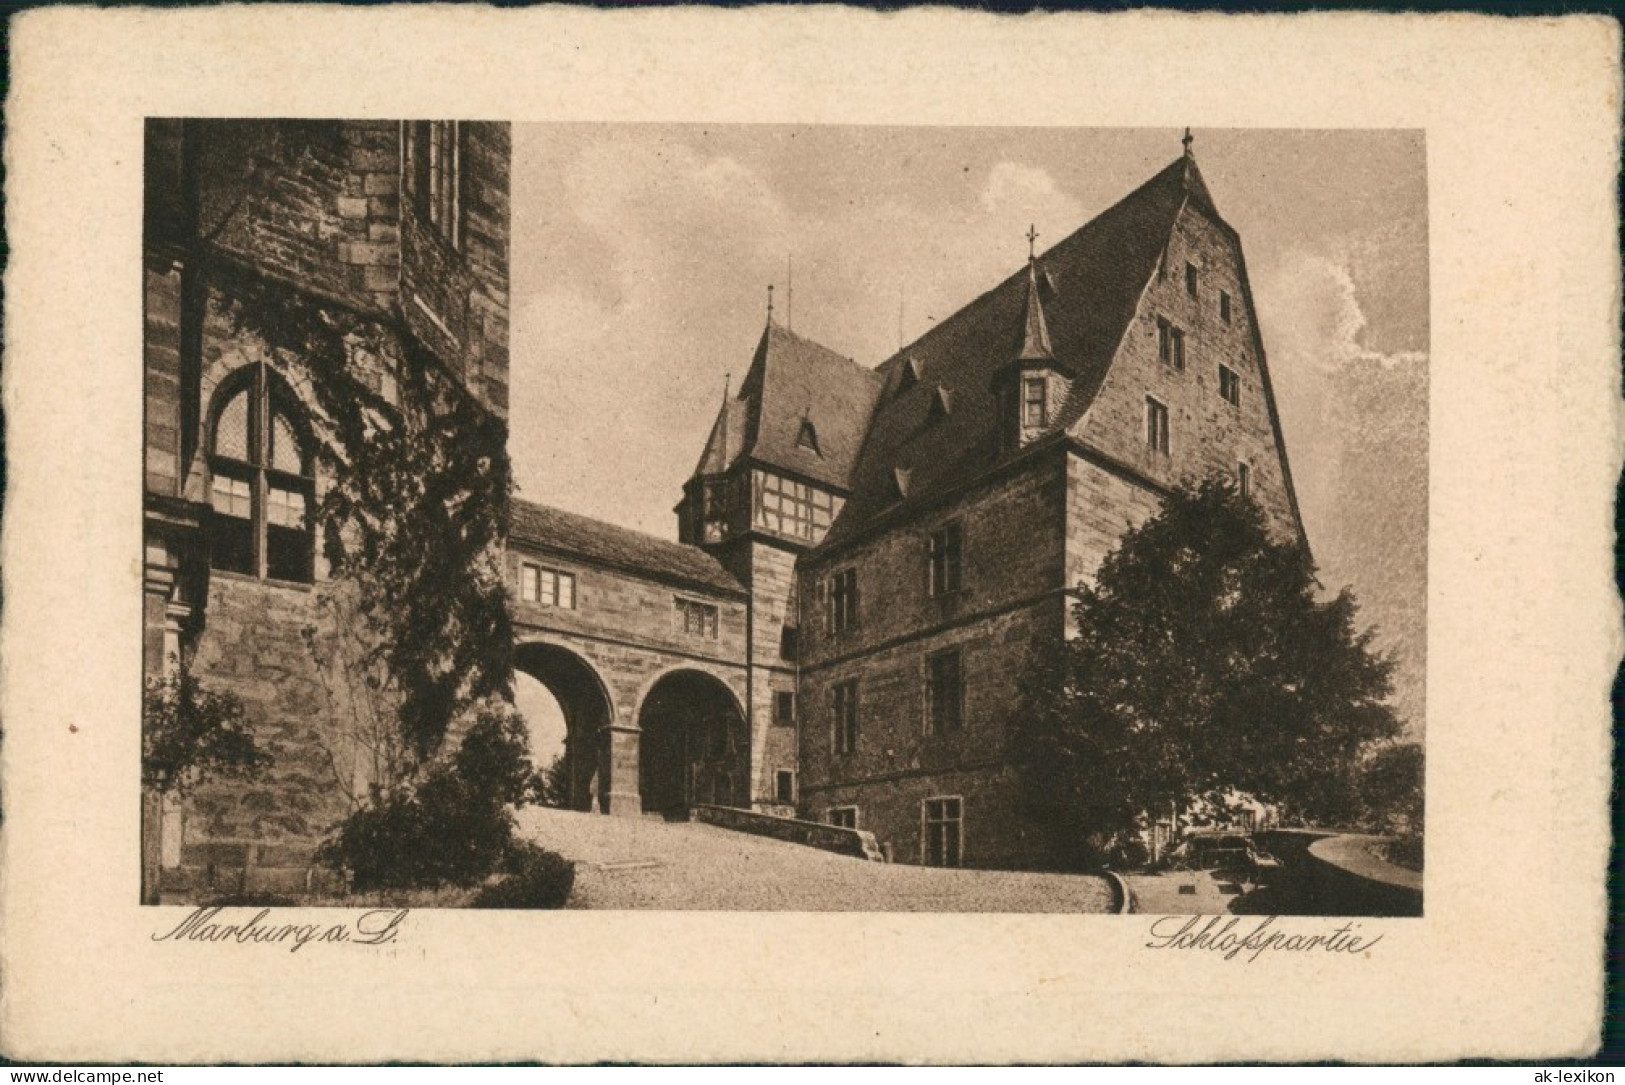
512;499;744;596
700;321;883;492
822;154;1205;546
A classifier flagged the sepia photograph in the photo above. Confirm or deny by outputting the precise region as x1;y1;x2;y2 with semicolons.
5;5;1614;1065
141;120;1427;916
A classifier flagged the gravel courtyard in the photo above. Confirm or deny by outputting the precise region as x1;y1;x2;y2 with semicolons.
515;807;1116;912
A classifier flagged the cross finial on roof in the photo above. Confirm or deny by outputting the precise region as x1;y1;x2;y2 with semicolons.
766;284;774;323
1026;223;1039;260
1182;127;1194;155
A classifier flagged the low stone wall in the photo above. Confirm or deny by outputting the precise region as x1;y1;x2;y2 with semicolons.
1299;833;1424;917
694;804;885;861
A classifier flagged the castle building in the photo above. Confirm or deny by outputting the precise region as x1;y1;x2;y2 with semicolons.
670;142;1303;868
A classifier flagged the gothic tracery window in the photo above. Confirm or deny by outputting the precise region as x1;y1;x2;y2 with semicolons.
208;364;315;583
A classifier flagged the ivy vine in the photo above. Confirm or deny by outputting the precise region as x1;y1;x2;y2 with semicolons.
208;256;515;769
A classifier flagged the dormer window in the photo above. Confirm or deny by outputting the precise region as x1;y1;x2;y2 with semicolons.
1022;376;1047;429
929;386;953;421
796;418;821;455
897;355;924;395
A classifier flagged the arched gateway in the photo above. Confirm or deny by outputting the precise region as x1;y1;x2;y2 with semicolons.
508;499;758;818
637;670;748;818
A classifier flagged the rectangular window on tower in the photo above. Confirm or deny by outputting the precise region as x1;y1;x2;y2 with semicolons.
1219;365;1242;408
1220;290;1233;324
829;807;859;830
1238;461;1251;499
775;770;797;805
674;597;719;639
1185;261;1199;298
775;691;797;726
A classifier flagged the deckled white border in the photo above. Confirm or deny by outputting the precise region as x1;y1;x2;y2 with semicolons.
3;7;1618;1063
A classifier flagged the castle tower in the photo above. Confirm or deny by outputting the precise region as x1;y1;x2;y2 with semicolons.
677;305;881;813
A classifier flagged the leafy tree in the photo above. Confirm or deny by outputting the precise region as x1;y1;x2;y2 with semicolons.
143;665;268;796
1358;741;1425;837
536;752;573;809
1016;479;1400;868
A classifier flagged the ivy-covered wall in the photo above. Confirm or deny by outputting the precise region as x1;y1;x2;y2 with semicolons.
142;120;514;899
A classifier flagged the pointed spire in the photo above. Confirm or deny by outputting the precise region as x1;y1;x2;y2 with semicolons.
1016;254;1054;362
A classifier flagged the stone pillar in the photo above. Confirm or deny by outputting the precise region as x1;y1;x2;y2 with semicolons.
601;723;643;816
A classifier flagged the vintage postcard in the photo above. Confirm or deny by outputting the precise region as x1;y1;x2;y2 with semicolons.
2;6;1617;1065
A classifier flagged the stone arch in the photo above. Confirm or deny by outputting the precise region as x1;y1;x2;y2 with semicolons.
635;668;749;819
514;640;616;813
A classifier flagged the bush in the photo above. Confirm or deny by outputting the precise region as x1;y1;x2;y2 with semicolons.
317;705;542;893
470;842;576;909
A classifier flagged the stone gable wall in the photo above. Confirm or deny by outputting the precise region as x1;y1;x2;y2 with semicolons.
1071;201;1300;543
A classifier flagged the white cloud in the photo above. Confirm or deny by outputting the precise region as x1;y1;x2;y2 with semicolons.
980;161;1070;214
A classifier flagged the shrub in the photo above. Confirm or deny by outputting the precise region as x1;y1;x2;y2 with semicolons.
470;842;576;909
317;705;542;893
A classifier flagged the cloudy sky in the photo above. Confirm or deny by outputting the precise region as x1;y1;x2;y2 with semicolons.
508;126;1429;746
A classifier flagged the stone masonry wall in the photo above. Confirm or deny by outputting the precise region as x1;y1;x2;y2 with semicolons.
195;120;402;316
746;543;801;812
1071;200;1300;543
796;456;1069;865
506;546;747;668
181;576;352;896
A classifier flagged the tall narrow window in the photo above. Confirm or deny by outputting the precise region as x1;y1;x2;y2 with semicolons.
775;691;797;726
1022;375;1047;429
829;568;859;632
928;522;963;596
832;680;858;755
208;364;314;583
1146;397;1171;455
1219;365;1241;408
1158;319;1186;370
405;121;463;248
1185;262;1199;298
1237;461;1251;499
926;649;964;735
519;563;541;602
1219;290;1232;324
775;770;797;805
923;797;963;867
